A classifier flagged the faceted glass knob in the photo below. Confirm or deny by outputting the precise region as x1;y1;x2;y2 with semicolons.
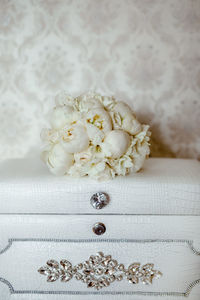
90;192;109;210
93;223;106;235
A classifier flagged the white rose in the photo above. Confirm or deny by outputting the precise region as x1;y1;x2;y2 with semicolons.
102;130;131;159
112;102;141;135
42;143;73;176
60;123;89;153
50;105;74;129
86;108;112;135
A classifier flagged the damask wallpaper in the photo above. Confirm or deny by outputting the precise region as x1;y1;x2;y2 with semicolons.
0;0;200;161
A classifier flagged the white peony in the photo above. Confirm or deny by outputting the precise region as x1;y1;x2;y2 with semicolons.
42;143;73;176
111;102;141;135
102;130;131;159
85;123;104;145
76;92;103;113
60;123;89;153
41;92;151;180
86;108;112;135
51;105;74;129
99;95;116;110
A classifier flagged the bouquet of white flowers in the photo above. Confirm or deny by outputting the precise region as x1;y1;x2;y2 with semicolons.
41;92;151;180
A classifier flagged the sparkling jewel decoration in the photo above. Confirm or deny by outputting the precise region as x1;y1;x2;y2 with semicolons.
38;252;162;290
90;192;109;209
41;92;151;180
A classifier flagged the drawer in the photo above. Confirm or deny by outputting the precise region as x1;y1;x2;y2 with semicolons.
1;158;200;215
0;215;200;300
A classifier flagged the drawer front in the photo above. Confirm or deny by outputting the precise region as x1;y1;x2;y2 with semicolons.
0;215;200;300
1;184;200;215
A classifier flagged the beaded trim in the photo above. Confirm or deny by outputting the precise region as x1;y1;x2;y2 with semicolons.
1;238;200;256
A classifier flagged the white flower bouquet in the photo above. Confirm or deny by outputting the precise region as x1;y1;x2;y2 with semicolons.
41;92;151;180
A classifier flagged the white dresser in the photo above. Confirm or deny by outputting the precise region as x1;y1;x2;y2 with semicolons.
0;157;200;300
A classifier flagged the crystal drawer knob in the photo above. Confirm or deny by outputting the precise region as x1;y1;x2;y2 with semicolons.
90;192;109;209
93;223;106;235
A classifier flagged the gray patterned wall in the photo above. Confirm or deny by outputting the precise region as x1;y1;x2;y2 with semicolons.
0;0;200;161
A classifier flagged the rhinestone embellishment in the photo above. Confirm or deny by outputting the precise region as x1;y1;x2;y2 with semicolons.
93;223;106;235
38;252;162;289
90;192;109;209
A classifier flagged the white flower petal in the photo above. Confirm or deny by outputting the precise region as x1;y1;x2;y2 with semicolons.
76;92;103;113
100;96;116;110
60;124;89;153
86;123;104;145
86;108;112;135
41;92;150;180
102;130;131;159
113;102;141;135
51;105;74;129
42;144;74;176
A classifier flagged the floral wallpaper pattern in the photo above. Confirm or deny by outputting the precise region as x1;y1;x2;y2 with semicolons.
0;0;200;161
